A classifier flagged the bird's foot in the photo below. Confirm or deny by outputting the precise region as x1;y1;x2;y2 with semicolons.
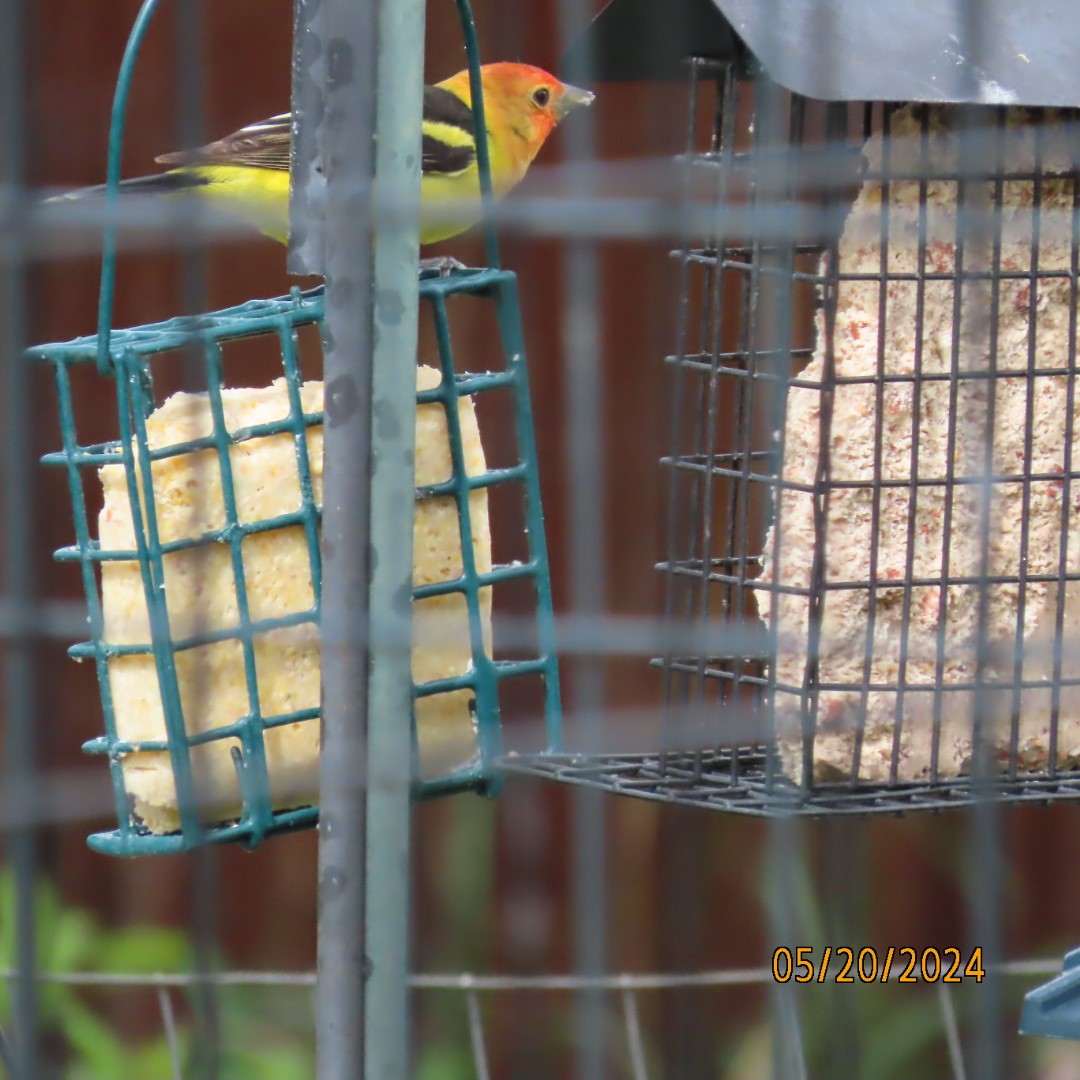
419;256;466;277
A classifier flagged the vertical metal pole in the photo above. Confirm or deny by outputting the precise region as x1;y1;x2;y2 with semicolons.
305;0;425;1075
288;0;327;277
311;0;378;1067
363;2;425;1076
954;2;1004;1076
557;3;607;1079
755;0;810;1064
0;0;38;1075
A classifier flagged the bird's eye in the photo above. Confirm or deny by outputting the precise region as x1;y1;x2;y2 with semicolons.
532;87;551;107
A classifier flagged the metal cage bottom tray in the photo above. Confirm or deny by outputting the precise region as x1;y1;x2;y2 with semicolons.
500;750;1080;816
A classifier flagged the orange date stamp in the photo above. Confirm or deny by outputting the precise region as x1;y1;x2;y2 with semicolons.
771;946;985;984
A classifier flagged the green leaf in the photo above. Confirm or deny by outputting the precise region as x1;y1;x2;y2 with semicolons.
722;1021;771;1080
88;927;194;975
28;874;63;961
0;869;15;969
36;981;82;1031
43;908;98;975
126;1031;193;1080
415;1041;473;1080
858;993;948;1080
58;995;132;1080
218;1042;315;1080
0;867;101;976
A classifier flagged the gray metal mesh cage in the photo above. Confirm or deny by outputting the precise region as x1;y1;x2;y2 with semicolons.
514;56;1080;817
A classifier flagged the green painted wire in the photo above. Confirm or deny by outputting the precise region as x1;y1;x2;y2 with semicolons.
202;341;274;845
96;0;161;376
450;0;561;750
60;0;562;850
493;274;564;752
454;0;500;272
428;291;504;769
120;350;205;845
41;267;561;851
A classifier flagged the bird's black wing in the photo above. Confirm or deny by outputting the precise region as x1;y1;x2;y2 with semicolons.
421;86;477;177
156;114;293;172
155;89;477;177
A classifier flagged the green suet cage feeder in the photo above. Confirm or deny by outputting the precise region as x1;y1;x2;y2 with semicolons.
29;0;561;856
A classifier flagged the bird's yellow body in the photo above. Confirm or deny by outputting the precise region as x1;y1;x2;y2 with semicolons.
56;64;595;250
187;165;292;242
180;158;519;246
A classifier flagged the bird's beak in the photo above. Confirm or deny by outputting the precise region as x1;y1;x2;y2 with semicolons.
556;83;596;120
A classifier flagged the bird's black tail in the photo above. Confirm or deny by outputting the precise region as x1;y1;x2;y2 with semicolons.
46;171;210;203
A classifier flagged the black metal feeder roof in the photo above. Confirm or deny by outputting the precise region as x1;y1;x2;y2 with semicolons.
561;0;1080;107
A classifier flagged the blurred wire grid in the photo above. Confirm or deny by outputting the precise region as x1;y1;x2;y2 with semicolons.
6;0;1080;1078
555;0;608;1077
0;960;1066;1080
0;0;39;1075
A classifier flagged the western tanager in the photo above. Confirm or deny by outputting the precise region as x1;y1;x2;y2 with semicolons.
56;62;594;248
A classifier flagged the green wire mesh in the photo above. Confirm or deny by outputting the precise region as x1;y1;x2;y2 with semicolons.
29;0;561;855
31;272;561;855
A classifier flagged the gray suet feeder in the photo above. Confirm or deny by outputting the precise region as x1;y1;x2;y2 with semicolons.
553;0;1080;1042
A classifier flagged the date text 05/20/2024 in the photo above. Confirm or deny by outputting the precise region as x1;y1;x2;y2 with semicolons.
771;947;986;985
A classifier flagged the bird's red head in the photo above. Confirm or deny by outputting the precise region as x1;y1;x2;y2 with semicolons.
439;62;595;159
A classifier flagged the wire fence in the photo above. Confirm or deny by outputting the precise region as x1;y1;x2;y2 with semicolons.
1;961;1069;1080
